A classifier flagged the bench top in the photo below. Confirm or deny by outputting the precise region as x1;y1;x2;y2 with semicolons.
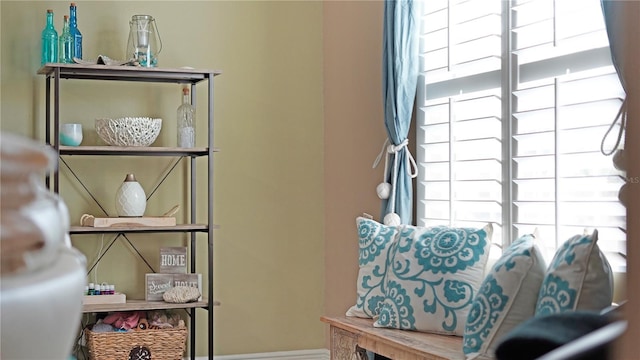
321;316;464;360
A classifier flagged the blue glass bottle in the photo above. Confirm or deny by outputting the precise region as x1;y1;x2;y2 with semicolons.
59;15;74;63
69;3;82;59
41;9;58;65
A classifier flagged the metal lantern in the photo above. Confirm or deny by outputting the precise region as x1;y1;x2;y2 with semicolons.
126;15;162;67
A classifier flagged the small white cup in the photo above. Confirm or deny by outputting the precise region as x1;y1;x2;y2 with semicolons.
60;123;83;146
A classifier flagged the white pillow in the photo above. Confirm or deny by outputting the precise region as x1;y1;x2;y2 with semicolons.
535;230;613;316
463;233;547;359
346;217;399;318
374;223;493;335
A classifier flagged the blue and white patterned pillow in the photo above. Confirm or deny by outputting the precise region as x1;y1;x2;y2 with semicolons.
535;230;613;316
346;217;399;318
463;234;547;359
373;223;493;335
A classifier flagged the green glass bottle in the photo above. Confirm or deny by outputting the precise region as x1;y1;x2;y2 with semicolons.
59;15;74;64
41;9;58;65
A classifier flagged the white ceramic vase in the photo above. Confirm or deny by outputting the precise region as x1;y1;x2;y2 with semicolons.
115;174;146;217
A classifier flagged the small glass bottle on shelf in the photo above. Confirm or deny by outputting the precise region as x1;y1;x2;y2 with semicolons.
59;15;74;64
41;9;58;65
177;87;196;148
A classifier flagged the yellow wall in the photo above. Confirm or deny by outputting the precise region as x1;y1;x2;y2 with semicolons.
1;0;325;356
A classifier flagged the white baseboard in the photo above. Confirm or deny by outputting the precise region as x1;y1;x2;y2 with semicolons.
190;349;330;360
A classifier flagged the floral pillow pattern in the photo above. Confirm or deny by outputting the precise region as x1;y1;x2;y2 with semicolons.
463;234;547;359
373;223;493;335
535;230;613;316
345;217;399;318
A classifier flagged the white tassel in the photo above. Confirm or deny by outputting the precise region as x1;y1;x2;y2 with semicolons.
613;149;626;171
384;213;401;226
376;182;392;200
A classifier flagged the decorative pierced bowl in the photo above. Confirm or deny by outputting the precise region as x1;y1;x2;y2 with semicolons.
95;117;162;147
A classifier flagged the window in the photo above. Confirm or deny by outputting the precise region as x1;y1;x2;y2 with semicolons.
415;0;626;270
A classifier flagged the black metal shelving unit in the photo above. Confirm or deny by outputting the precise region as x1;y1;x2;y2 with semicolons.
39;63;221;360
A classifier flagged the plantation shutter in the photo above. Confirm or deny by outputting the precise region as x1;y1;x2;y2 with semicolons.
416;0;626;269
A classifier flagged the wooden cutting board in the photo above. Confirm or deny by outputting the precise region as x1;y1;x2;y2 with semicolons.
82;293;127;305
83;216;176;227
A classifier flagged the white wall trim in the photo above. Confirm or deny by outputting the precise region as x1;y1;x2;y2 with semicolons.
190;349;330;360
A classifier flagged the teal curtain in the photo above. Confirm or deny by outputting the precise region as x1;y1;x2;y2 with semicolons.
601;0;627;93
380;0;419;225
600;0;627;155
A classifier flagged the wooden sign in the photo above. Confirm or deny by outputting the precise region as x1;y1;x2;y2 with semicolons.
160;247;187;274
82;216;176;227
145;273;174;301
173;273;202;301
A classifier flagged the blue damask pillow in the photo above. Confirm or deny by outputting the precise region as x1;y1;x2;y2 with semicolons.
346;217;399;318
535;230;613;316
463;234;547;359
373;223;493;335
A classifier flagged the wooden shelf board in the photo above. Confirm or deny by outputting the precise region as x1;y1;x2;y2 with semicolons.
58;145;219;156
82;299;221;313
38;63;222;84
70;224;219;234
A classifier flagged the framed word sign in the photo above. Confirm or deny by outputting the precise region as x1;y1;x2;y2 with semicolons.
160;247;187;274
145;273;174;301
173;273;203;301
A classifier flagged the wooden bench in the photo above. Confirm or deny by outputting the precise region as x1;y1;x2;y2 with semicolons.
321;316;464;360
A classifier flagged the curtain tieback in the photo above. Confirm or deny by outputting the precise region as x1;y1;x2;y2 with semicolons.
372;138;419;225
601;98;626;156
372;138;418;179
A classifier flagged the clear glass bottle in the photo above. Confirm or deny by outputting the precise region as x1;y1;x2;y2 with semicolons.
69;3;82;60
41;9;58;65
177;87;196;148
59;15;73;64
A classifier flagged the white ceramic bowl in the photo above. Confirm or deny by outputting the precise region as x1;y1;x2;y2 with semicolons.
95;117;162;147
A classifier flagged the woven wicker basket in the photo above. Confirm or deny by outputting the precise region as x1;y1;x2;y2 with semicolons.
85;326;187;360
